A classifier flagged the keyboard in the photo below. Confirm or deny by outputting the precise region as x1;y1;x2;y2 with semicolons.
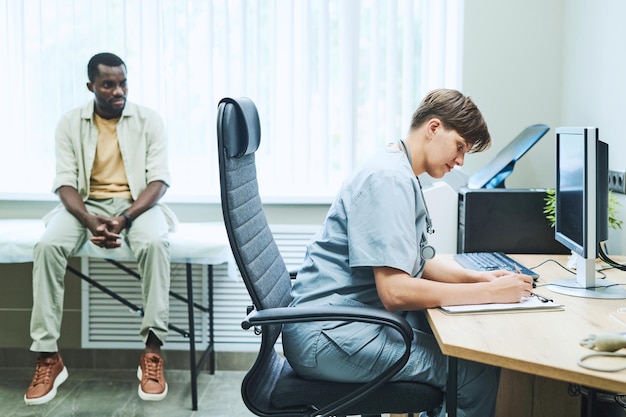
454;252;539;280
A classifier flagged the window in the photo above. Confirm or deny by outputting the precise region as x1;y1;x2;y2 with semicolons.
0;0;463;201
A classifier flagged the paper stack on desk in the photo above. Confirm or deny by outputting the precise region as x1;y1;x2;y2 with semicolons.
439;296;564;314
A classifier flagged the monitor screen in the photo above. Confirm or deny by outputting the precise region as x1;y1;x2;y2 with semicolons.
555;132;585;251
554;127;608;259
547;127;623;298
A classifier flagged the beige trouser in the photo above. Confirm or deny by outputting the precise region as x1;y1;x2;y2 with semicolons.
29;198;171;352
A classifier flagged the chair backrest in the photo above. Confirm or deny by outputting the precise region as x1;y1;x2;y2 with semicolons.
216;97;293;312
216;97;293;414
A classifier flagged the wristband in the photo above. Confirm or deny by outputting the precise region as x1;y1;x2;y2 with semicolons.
121;212;133;230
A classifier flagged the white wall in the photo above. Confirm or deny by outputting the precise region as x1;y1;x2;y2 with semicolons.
559;0;626;253
462;0;626;254
461;0;564;190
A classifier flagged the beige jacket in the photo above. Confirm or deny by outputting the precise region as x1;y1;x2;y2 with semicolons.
46;100;177;229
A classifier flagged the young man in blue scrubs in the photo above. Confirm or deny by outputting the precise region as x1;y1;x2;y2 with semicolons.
282;89;534;417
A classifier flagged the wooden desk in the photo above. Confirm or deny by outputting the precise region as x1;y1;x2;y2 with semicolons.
426;254;626;416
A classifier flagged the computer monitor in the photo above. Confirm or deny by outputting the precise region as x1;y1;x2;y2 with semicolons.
547;126;626;299
467;124;550;189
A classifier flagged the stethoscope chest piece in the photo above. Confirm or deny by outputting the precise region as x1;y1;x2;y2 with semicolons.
421;243;436;260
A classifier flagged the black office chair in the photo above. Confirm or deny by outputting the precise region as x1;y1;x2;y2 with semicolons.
216;96;444;417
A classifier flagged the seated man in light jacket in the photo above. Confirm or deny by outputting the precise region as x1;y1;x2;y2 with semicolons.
25;52;177;406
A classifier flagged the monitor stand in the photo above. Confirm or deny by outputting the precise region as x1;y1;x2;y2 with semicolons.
546;255;626;299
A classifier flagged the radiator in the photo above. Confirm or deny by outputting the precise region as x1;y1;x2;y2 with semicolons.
81;224;319;351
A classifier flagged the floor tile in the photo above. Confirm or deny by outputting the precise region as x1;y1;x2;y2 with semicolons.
0;367;254;417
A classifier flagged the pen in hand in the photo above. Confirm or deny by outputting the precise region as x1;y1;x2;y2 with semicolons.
514;265;553;303
531;292;553;303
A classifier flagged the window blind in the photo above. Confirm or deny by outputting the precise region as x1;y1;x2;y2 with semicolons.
0;0;463;200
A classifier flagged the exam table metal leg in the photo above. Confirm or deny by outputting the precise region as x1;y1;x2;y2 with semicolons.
105;258;209;312
208;266;215;373
69;260;216;411
184;264;216;410
186;262;198;410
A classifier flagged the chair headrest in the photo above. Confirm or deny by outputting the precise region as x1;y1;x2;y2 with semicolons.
217;97;261;158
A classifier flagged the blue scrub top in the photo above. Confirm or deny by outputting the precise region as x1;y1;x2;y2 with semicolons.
289;145;431;309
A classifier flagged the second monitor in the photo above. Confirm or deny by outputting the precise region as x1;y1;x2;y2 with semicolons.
458;187;569;255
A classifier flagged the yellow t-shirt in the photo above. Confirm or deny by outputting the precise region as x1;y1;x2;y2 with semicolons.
89;113;132;199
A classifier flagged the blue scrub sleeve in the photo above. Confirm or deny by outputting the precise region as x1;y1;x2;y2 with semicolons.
346;171;419;273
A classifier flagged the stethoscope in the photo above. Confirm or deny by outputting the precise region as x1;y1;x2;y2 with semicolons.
398;139;436;260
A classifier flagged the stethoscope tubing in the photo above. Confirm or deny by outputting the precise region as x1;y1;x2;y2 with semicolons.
398;139;436;260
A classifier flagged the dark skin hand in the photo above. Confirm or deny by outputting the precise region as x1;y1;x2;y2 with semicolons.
57;181;168;249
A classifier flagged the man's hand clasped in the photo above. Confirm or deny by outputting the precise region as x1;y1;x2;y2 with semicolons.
87;215;125;249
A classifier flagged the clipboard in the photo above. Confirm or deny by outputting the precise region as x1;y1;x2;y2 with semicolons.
439;296;564;314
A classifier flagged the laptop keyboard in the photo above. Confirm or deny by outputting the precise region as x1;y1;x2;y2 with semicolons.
454;252;539;279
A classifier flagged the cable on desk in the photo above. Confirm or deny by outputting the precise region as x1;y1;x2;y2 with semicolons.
528;258;575;273
577;352;626;372
535;283;622;290
599;242;626;271
530;257;626;290
579;332;626;372
525;249;626;276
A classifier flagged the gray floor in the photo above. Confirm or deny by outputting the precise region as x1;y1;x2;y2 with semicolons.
0;367;255;417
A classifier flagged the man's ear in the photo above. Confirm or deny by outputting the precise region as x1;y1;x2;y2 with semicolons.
86;82;94;93
427;118;442;137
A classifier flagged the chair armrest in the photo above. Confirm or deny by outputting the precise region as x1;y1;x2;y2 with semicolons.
242;304;416;417
242;305;413;342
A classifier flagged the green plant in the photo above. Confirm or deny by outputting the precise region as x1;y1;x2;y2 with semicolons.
543;188;623;230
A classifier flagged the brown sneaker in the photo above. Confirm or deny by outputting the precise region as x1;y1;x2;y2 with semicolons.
24;353;69;405
137;353;168;401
